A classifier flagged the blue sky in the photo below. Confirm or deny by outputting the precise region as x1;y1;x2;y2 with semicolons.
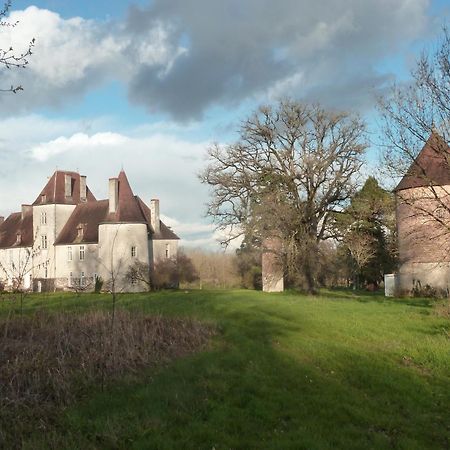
0;0;449;249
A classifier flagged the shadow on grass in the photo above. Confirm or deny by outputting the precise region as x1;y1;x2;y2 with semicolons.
48;301;450;450
319;288;434;309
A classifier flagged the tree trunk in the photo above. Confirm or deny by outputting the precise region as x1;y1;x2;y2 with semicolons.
303;234;318;294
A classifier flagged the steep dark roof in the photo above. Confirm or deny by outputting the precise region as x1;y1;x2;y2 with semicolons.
32;170;96;205
0;209;33;248
395;132;450;192
55;170;179;244
55;200;109;245
104;171;145;223
157;220;179;240
136;196;179;240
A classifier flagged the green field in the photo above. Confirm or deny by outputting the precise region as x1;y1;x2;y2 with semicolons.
1;289;449;449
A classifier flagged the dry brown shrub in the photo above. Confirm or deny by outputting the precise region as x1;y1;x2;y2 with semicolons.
0;310;215;447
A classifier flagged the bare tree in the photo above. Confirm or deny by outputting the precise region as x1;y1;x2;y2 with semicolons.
201;99;367;293
343;233;377;290
0;223;49;315
125;260;152;291
0;1;35;93
378;27;450;267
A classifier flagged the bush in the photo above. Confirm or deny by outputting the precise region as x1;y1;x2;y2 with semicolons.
94;275;103;293
0;310;215;447
411;280;449;299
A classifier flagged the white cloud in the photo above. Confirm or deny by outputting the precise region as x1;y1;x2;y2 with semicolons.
30;132;129;161
0;6;185;113
0;115;225;249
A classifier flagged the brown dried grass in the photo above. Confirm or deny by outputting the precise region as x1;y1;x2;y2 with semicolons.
0;310;215;447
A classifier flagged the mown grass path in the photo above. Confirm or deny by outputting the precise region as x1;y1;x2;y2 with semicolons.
1;289;449;449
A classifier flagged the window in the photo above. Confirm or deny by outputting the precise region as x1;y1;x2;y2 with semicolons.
79;245;85;261
80;271;86;286
67;246;72;261
44;265;48;279
131;246;137;257
68;272;73;287
77;224;84;238
40;211;47;225
41;235;47;249
165;244;170;259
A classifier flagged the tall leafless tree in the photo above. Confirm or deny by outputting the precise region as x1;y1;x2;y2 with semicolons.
201;100;367;293
378;27;450;245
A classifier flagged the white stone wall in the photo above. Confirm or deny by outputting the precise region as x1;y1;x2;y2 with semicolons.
54;243;99;290
98;223;150;291
0;246;33;290
152;239;179;263
398;262;450;293
32;204;76;280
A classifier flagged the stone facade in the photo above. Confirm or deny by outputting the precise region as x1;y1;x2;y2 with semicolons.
0;170;179;292
395;133;450;293
262;236;284;292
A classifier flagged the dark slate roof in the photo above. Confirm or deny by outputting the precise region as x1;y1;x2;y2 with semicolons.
136;196;179;240
157;220;179;240
32;170;96;205
0;209;33;248
104;170;146;223
55;200;109;245
55;170;179;245
395;132;450;192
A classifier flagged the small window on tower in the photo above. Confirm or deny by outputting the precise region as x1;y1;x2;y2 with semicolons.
131;246;137;257
41;235;48;249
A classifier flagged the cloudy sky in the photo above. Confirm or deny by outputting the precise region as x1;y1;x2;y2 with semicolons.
0;0;449;249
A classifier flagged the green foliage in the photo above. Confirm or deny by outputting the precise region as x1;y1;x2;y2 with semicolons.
94;276;103;294
334;176;397;288
236;238;262;289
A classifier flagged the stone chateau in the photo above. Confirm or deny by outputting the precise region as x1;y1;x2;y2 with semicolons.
0;170;179;292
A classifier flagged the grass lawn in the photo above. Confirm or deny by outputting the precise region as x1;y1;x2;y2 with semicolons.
1;289;449;449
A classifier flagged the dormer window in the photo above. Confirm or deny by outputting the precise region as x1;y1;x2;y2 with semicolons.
40;194;46;204
77;224;84;239
16;233;21;244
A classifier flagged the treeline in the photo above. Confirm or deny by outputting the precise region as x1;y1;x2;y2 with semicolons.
183;175;397;291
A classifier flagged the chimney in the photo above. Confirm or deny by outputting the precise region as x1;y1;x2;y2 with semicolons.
65;174;72;197
21;204;32;220
109;178;119;213
80;175;87;202
150;199;160;234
